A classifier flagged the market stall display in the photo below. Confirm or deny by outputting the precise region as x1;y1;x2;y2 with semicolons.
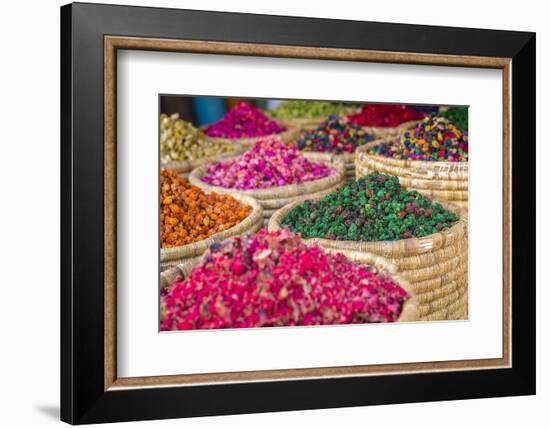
269;173;468;320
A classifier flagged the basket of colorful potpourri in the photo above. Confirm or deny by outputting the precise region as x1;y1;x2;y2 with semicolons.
347;103;426;137
269;172;468;321
160;168;263;271
160;228;419;330
356;114;469;209
160;113;242;178
267;100;353;131
188;136;346;224
291;114;377;180
204;101;297;147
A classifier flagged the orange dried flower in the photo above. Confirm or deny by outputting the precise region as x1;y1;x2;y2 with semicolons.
160;168;251;248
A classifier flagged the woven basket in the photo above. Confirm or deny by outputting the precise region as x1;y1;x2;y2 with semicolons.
160;194;263;272
188;154;346;225
276;106;359;133
355;140;469;207
161;142;246;179
268;198;468;321
278;117;326;131
204;122;299;149
361;120;419;139
160;251;419;323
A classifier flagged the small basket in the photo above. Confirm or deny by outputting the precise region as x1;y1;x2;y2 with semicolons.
361;120;419;139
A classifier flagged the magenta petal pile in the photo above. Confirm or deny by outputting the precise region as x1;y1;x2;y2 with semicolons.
160;228;410;330
200;137;334;190
204;101;285;139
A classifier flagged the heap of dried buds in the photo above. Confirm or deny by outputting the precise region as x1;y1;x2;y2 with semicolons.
268;100;350;119
160;113;233;163
160;228;409;330
160;168;251;248
369;115;468;162
282;172;459;241
293;114;375;154
200;137;334;190
204;101;285;139
347;104;425;127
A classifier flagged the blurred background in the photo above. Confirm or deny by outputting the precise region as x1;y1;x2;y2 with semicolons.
159;95;444;127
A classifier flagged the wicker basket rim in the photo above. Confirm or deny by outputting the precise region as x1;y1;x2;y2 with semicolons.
161;142;246;172
359;119;420;132
356;139;469;171
200;120;298;144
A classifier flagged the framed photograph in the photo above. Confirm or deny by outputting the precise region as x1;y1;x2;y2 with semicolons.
61;2;535;424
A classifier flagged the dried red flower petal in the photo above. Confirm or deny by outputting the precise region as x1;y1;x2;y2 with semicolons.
161;228;409;330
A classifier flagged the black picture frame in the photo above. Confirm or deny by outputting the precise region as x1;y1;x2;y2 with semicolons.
61;2;535;424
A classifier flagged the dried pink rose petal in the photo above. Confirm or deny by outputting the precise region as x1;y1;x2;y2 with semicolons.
161;228;409;330
201;137;334;190
205;101;284;139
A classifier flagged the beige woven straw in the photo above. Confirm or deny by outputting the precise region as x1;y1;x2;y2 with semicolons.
268;197;468;321
160;250;419;323
160;194;263;272
361;120;419;139
278;117;326;131
204;122;299;148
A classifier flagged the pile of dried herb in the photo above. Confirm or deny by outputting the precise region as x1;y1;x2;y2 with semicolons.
293;115;375;154
160;168;251;248
282;172;459;241
268;100;350;119
160;113;233;163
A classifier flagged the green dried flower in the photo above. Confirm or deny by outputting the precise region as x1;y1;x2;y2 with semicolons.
282;172;459;241
268;100;350;119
